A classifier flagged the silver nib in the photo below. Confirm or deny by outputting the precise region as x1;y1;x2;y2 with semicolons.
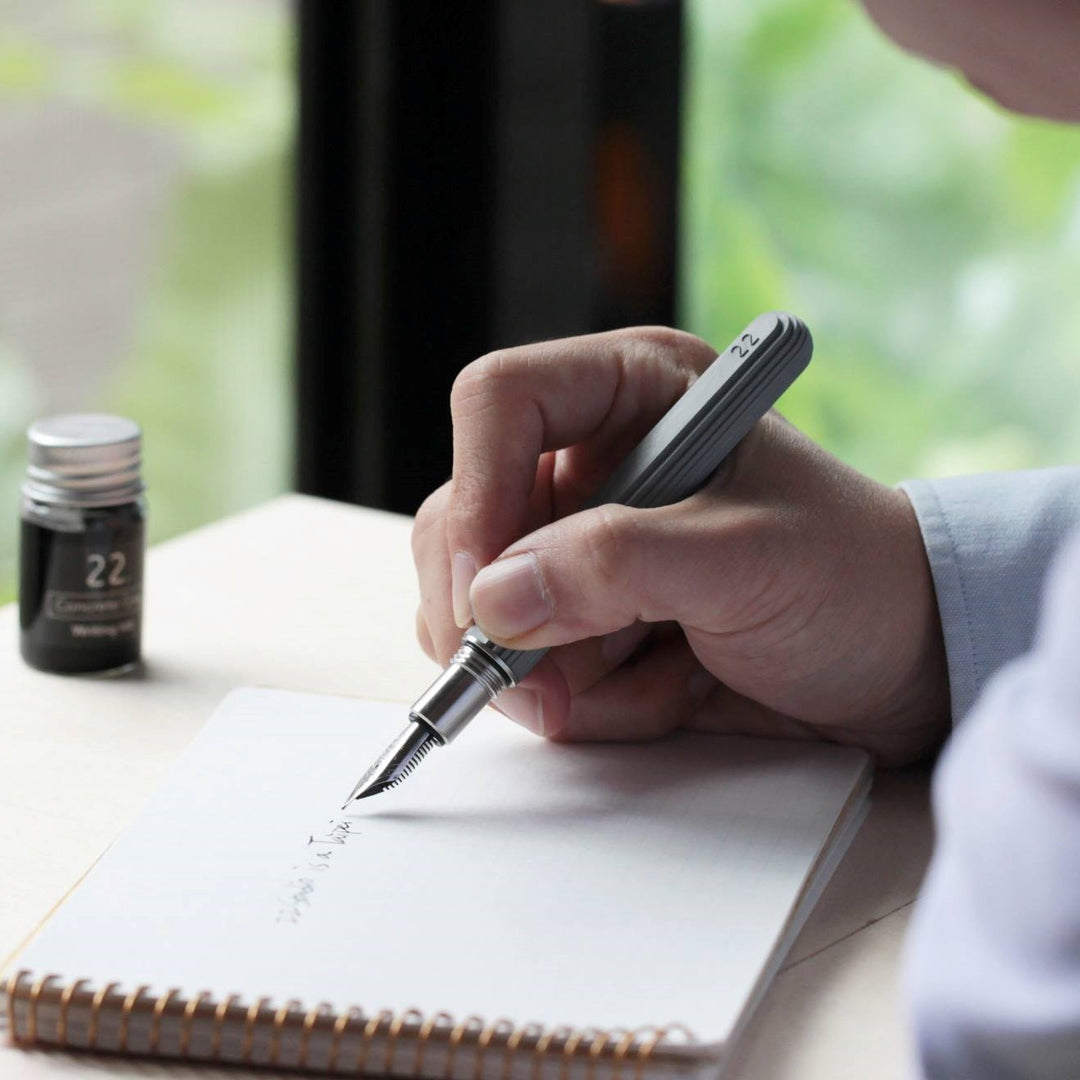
341;719;439;807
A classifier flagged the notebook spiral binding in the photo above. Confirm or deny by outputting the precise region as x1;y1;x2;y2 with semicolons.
3;970;696;1079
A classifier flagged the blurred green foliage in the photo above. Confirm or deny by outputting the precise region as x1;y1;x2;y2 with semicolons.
0;1;292;604
4;1;1080;608
684;0;1080;482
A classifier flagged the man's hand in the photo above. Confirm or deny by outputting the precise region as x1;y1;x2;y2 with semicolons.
412;327;950;765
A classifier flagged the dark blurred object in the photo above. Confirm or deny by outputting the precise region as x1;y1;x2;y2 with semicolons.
20;415;146;675
296;1;682;514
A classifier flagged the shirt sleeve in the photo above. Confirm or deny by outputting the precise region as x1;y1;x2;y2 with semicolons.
899;467;1080;723
903;528;1080;1079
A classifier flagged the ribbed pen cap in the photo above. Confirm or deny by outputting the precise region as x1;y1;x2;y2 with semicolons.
24;414;143;507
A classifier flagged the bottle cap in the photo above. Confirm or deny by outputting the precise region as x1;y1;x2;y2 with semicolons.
23;414;143;507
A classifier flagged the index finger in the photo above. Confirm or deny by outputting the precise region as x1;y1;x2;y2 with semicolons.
447;326;716;615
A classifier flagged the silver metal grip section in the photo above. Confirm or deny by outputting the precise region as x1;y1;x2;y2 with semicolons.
409;637;515;744
462;626;547;684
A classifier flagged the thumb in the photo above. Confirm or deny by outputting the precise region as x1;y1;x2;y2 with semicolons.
468;498;749;648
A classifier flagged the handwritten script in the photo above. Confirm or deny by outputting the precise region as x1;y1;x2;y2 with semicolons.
276;816;361;924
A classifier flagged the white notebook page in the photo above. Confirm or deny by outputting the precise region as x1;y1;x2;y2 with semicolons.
12;689;869;1048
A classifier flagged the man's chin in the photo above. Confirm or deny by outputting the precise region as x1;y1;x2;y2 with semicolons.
963;71;1080;124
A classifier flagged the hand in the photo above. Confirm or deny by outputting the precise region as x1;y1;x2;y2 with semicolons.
412;327;950;765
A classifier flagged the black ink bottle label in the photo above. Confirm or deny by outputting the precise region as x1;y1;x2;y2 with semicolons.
20;507;145;674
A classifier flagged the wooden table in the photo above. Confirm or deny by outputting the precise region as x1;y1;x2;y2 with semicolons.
0;495;933;1079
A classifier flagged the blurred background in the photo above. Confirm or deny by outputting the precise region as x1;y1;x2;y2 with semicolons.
2;0;1080;605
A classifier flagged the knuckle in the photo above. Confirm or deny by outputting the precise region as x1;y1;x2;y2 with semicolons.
436;626;465;667
415;607;436;659
411;489;447;559
412;499;435;539
582;505;637;592
624;325;683;354
450;351;513;417
625;326;715;374
449;469;487;514
415;482;449;522
409;520;426;563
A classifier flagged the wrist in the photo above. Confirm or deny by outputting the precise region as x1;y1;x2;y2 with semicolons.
877;486;951;762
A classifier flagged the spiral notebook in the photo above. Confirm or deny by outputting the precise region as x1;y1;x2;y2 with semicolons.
2;688;870;1079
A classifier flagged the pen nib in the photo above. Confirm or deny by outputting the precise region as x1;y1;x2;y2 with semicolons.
341;719;439;808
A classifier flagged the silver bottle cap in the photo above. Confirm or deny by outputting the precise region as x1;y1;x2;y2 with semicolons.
23;414;143;507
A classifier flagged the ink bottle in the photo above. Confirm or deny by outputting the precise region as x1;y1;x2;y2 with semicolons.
19;414;146;675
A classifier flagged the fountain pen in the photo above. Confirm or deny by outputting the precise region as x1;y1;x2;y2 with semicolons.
342;311;813;806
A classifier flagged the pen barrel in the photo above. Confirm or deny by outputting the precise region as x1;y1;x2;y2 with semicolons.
582;311;811;510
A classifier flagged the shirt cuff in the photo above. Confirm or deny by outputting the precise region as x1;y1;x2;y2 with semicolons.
899;467;1080;724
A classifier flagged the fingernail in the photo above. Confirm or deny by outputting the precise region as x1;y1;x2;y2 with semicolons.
470;552;552;640
688;668;716;705
451;552;478;628
497;687;545;736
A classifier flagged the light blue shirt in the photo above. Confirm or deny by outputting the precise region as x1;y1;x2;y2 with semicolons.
899;468;1080;1078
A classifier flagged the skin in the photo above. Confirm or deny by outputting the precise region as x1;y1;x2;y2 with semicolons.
412;0;1078;766
413;330;949;766
860;0;1080;122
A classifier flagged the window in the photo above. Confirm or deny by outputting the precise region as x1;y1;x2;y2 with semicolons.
0;1;293;602
683;0;1080;483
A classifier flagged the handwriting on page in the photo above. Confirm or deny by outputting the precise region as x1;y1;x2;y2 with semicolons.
276;817;361;925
